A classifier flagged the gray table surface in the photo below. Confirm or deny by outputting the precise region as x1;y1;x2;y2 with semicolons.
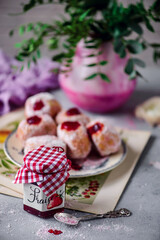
0;67;160;240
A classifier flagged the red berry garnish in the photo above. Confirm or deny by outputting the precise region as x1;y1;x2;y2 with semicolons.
90;192;96;195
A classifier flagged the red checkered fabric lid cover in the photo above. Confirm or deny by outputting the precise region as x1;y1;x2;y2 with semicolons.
14;146;71;196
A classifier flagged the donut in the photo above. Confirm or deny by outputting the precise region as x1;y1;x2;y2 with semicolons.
87;118;121;156
16;114;56;142
25;92;61;118
135;97;160;125
57;121;91;159
24;135;66;155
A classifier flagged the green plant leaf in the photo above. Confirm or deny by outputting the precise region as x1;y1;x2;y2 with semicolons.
63;43;70;49
129;70;136;80
1;160;11;169
125;59;134;74
15;55;24;62
50;68;59;74
84;39;95;44
6;159;15;165
79;9;91;21
36;49;41;58
85;73;98;80
153;50;160;63
132;58;146;68
52;53;66;62
27;60;31;68
150;43;160;48
113;38;123;53
130;24;143;35
32;55;37;64
87;54;96;57
2;171;16;175
19;25;25;36
87;63;97;67
26;23;34;32
127;40;143;54
99;60;108;65
14;42;22;48
119;46;126;58
136;70;145;80
99;73;111;82
9;29;14;37
66;185;79;196
145;18;154;32
20;66;24;71
67;59;73;63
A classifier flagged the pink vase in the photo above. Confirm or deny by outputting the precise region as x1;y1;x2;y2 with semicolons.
59;40;136;113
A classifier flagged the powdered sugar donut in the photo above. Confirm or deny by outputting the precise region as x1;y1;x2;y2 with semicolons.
57;121;91;159
56;107;90;126
16;114;56;143
24;135;66;155
135;97;160;125
87;118;121;156
25;92;61;118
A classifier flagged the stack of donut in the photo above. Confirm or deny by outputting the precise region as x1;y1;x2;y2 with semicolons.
16;92;121;160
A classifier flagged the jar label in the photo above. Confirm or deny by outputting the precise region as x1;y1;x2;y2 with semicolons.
23;183;65;212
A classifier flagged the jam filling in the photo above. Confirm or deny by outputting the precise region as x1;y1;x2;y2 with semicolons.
61;121;80;131
87;122;103;135
23;204;64;218
66;107;81;116
71;162;82;171
27;115;42;125
33;100;44;111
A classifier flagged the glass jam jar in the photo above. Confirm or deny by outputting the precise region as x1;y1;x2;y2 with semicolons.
23;183;65;218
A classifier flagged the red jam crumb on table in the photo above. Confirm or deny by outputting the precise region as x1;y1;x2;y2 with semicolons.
27;115;42;125
48;229;63;235
33;100;44;111
66;107;81;116
61;121;80;131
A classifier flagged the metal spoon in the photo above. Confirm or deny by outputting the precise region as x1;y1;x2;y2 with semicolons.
54;208;132;226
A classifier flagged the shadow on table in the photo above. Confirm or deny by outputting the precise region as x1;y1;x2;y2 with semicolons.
112;89;160;115
119;135;155;198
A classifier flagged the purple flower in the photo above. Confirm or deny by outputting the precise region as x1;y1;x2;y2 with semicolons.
0;51;60;115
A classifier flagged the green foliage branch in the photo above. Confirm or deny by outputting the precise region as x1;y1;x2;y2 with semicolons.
10;0;160;81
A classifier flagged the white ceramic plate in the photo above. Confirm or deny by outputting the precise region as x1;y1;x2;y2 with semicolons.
4;130;127;178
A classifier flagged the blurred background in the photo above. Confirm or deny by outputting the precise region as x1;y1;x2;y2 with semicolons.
0;0;160;67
